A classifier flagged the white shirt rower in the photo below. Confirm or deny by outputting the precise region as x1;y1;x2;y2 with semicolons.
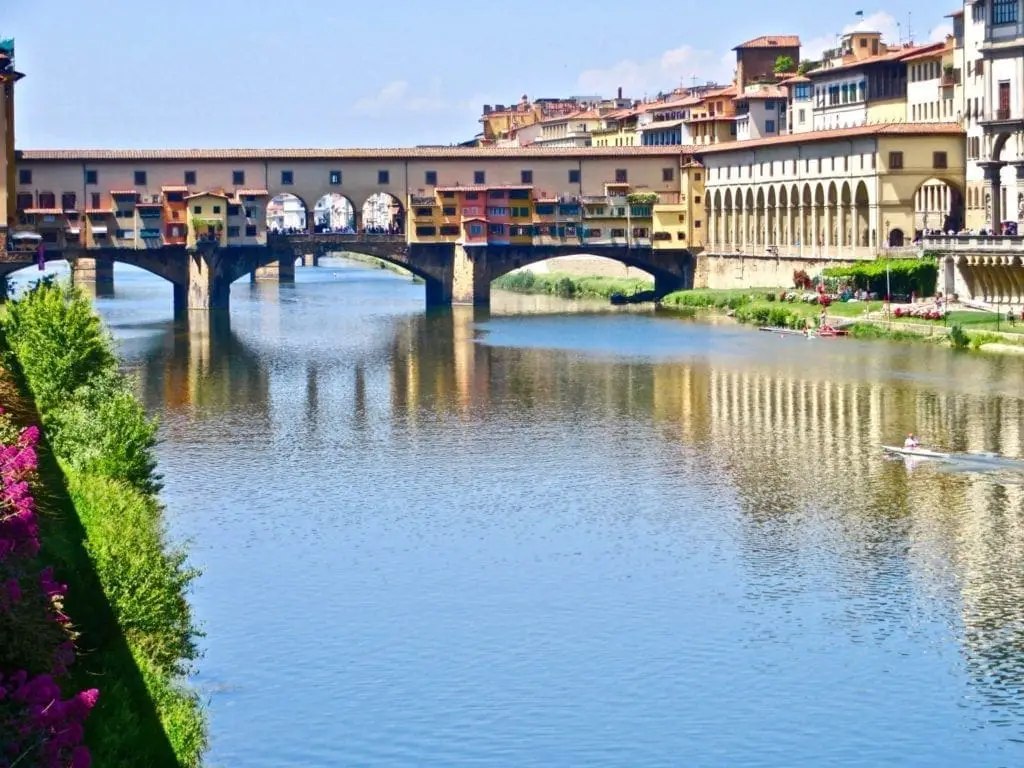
904;433;920;449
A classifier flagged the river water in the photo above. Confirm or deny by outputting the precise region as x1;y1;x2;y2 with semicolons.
23;259;1024;766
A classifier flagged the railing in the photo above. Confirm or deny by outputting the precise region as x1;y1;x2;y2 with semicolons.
980;108;1017;122
923;234;1024;251
940;72;958;87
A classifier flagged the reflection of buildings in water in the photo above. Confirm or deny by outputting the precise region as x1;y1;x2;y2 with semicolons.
127;314;271;430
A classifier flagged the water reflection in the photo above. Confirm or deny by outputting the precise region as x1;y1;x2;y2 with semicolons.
80;266;1024;765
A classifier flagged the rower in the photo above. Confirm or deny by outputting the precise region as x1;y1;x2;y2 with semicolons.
904;433;920;449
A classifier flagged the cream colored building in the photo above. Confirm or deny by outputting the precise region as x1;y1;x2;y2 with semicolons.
698;123;965;261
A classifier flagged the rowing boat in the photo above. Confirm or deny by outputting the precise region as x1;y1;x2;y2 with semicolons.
882;445;1024;469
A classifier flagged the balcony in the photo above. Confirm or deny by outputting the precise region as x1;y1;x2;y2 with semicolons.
939;72;958;88
978;108;1024;130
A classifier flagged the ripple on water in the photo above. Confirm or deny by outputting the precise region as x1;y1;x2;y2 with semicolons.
39;263;1024;767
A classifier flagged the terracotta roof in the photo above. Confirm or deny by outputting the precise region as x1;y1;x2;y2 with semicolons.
778;75;811;85
461;216;489;222
734;86;786;100
685;114;738;123
807;41;945;77
946;9;963;17
109;189;137;196
638;118;687;130
185;191;229;200
18;145;690;161
734;35;800;50
693;122;964;154
901;46;945;62
235;188;269;196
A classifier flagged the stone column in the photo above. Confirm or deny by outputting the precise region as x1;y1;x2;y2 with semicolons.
837;203;845;259
452;244;490;305
981;161;1005;233
70;255;115;297
187;247;230;310
731;206;738;248
252;257;296;283
741;207;749;252
824;203;832;258
811;205;818;258
762;203;770;251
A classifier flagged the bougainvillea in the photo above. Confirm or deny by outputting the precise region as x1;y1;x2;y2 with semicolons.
0;412;97;767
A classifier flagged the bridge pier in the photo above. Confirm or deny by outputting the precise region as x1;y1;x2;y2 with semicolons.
251;258;295;283
70;256;114;297
452;244;490;305
301;252;318;268
187;247;231;311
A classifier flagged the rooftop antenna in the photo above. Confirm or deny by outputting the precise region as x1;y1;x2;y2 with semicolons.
907;11;913;44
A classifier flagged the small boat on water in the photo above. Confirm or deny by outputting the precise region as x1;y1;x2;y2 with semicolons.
882;445;1024;469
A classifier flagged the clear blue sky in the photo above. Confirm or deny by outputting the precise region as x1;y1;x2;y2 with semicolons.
7;0;949;149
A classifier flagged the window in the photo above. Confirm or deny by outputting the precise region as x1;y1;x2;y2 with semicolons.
193;205;202;214
469;224;484;236
134;171;147;186
85;170;98;185
569;169;581;184
61;192;76;211
425;170;438;185
414;207;432;217
15;193;32;211
694;220;701;228
765;119;776;133
662;167;674;182
994;0;1018;25
535;204;555;215
184;170;197;185
487;190;505;199
416;226;437;236
329;170;342;185
90;193;101;209
227;226;240;237
889;151;904;169
521;170;533;184
245;224;257;237
474;170;485;184
281;170;294;185
933;151;948;169
488;223;505;235
212;205;221;214
509;189;530;199
18;169;31;184
794;83;811;100
378;170;389;184
38;192;55;209
227;205;241;216
442;206;456;216
587;228;602;238
615;169;628;183
441;191;455;199
632;227;648;238
245;207;256;218
610;228;625;238
694;173;701;181
694;195;702;204
233;170;245;185
465;191;479;200
440;225;460;235
486;207;508;217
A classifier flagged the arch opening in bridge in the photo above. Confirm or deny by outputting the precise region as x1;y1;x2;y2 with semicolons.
362;193;404;235
913;176;965;236
496;254;654;287
312;194;355;234
267;193;308;234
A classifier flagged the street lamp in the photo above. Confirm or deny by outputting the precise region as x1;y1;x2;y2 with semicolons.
884;219;891;325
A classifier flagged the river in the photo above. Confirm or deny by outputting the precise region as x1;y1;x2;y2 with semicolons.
21;259;1024;766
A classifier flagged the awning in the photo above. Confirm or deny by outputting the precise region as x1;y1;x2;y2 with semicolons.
10;231;42;241
90;225;108;235
110;189;137;196
161;185;189;192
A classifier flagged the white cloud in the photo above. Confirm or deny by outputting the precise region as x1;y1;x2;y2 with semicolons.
352;78;448;117
576;45;735;99
929;22;954;42
803;11;950;60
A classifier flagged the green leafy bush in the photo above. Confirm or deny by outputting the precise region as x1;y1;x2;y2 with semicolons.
949;323;969;350
822;258;938;297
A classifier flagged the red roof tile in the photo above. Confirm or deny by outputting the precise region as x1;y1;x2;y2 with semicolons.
734;35;800;50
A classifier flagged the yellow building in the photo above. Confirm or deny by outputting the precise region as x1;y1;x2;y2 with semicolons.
653;162;707;250
1;40;24;245
186;191;229;247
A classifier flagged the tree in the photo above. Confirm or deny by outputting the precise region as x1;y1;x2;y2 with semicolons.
773;54;795;74
797;59;814;75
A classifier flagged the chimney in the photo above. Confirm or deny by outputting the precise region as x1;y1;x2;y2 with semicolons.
618;86;623;99
483;104;492;114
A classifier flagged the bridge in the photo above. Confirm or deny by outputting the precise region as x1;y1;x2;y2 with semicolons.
0;232;693;310
4;145;696;311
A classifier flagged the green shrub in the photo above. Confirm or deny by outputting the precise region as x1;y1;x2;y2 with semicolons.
949;323;970;350
553;275;577;298
3;281;115;413
48;371;161;494
969;331;1003;350
822;258;938;297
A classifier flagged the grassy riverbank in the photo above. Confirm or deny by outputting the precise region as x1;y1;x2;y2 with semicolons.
1;281;205;766
660;288;1024;350
493;270;652;300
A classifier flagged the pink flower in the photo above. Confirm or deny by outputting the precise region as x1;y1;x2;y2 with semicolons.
71;745;92;768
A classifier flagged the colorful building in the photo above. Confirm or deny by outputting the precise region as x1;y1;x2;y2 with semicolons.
186;192;229;248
